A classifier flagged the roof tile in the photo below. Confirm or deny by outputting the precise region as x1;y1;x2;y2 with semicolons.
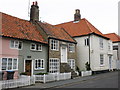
104;33;120;42
0;12;47;44
55;18;108;39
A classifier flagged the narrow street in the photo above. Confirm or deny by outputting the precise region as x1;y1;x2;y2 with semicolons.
53;71;118;88
10;71;119;89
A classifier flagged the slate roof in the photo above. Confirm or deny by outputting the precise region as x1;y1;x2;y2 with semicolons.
104;33;120;43
55;18;109;39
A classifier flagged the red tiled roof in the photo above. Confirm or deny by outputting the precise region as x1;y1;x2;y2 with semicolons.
104;33;120;42
37;22;76;43
0;12;47;44
55;18;108;39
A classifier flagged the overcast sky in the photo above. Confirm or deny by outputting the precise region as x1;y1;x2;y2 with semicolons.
0;0;119;34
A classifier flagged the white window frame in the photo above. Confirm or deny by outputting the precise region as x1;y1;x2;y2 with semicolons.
99;38;103;49
50;39;59;51
68;59;75;70
34;59;44;70
49;58;60;73
10;40;23;50
30;43;42;51
1;58;18;71
84;38;89;46
100;54;104;66
68;43;75;52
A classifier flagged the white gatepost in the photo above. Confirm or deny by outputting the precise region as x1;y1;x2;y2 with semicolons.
43;74;46;83
28;76;31;85
64;73;65;80
57;73;59;81
33;75;35;84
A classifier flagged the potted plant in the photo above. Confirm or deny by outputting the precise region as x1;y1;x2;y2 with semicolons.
20;72;28;77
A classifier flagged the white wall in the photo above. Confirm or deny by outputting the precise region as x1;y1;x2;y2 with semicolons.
74;35;113;71
74;36;89;71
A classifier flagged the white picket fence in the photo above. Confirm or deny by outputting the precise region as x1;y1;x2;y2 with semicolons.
35;72;71;83
0;75;35;89
116;60;120;70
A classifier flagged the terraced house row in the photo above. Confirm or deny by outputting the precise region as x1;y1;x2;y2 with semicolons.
0;1;120;80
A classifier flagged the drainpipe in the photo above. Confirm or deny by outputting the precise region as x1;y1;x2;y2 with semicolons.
47;39;50;73
88;34;91;70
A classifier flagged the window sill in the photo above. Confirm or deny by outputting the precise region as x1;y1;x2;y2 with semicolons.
34;68;45;70
100;65;104;67
30;50;42;52
10;48;22;50
50;49;59;51
69;51;75;53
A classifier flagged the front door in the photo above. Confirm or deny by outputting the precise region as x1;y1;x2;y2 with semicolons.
61;46;67;63
25;60;32;76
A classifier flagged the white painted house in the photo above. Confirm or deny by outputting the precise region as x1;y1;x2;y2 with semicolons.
56;9;113;73
105;33;120;70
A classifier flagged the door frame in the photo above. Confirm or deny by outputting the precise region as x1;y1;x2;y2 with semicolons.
24;59;33;76
61;45;67;63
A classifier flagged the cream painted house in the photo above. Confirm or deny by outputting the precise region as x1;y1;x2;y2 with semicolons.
105;33;120;70
56;9;113;73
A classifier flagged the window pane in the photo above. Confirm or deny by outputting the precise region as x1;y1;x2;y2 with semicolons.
31;44;36;50
51;40;59;50
2;58;7;70
35;59;44;69
87;38;89;46
69;43;75;52
15;41;19;48
18;42;22;49
10;41;14;48
8;58;12;70
38;44;42;51
13;59;17;69
100;54;104;65
49;59;59;73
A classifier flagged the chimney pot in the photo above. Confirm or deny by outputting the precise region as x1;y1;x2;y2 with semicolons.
35;1;38;6
33;2;34;5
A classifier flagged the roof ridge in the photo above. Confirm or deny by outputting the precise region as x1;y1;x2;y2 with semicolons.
84;19;94;33
1;11;29;22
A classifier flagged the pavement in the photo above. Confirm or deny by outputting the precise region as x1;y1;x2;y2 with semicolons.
20;71;118;89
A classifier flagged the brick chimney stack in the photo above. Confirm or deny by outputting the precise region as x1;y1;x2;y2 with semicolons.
30;1;39;22
74;9;81;21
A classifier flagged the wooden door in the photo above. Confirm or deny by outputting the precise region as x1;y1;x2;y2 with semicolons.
25;60;32;76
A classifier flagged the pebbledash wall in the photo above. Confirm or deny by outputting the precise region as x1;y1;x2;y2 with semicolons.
0;37;48;76
74;34;113;71
18;40;48;75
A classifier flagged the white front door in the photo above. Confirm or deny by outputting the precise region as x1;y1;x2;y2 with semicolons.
61;46;67;63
